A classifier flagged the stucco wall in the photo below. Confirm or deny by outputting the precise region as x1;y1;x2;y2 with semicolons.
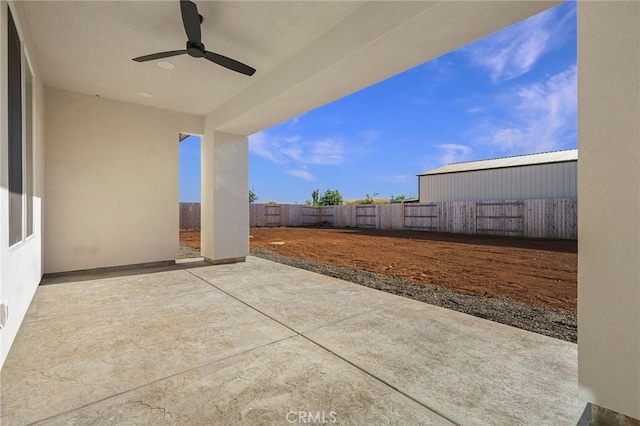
200;129;249;262
44;88;203;273
578;1;640;419
0;2;46;369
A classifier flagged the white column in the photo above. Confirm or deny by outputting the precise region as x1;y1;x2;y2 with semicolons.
578;1;640;420
200;129;249;264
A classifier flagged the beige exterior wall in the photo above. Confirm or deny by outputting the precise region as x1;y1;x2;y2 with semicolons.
578;1;640;419
44;88;203;273
419;162;577;203
0;2;46;368
200;128;249;263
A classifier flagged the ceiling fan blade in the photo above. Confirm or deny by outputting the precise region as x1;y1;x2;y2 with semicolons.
204;51;256;76
132;50;188;62
180;0;201;44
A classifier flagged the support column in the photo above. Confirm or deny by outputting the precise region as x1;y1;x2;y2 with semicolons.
578;1;640;421
200;129;249;264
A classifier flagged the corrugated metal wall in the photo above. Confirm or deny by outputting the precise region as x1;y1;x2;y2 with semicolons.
419;161;577;203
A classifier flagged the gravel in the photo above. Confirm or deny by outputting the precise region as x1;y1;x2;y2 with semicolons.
179;245;202;259
251;248;577;343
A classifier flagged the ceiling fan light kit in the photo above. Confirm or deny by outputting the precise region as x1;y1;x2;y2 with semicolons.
132;0;256;77
157;61;175;69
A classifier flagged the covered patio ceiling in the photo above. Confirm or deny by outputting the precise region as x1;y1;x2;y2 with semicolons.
21;1;560;135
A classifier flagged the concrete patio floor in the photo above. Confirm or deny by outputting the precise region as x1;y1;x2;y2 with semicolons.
1;256;584;425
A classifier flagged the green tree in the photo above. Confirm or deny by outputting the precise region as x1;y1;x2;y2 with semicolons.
249;188;258;203
319;189;343;206
311;189;320;206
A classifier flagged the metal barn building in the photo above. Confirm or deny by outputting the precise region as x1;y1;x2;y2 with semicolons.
418;149;578;203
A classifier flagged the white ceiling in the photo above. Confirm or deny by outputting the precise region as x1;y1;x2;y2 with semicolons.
23;1;363;115
20;1;561;135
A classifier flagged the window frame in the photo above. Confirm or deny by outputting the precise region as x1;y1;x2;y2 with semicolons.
25;56;35;239
8;5;23;248
7;5;36;249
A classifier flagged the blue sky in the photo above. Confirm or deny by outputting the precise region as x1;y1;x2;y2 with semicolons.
180;2;576;204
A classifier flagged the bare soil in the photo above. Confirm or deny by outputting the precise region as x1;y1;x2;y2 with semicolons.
180;227;577;341
180;230;201;253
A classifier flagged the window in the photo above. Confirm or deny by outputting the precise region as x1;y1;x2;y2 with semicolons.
8;7;23;246
25;62;34;237
7;7;35;245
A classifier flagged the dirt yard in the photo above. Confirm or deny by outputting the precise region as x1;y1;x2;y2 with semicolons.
180;227;577;314
180;230;201;253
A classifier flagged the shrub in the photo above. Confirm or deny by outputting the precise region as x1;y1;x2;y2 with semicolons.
319;189;343;206
344;192;389;205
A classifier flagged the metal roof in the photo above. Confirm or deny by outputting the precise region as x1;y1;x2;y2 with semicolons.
419;149;578;176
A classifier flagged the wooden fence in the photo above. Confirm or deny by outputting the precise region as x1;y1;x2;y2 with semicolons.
247;198;577;239
179;198;577;239
179;202;200;229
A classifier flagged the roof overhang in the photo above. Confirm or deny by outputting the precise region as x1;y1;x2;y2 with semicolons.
19;1;563;136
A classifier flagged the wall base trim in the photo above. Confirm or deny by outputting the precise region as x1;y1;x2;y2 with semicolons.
204;256;246;265
42;260;176;280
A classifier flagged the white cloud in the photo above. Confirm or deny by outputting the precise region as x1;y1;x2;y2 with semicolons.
286;169;315;181
389;174;412;184
490;128;526;151
372;174;413;184
249;131;345;167
249;131;282;164
286;116;300;127
309;139;344;165
437;144;473;164
465;5;573;82
360;130;381;143
486;65;577;153
422;57;456;82
281;144;304;163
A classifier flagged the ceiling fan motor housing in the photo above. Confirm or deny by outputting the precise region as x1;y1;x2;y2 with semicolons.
186;41;205;58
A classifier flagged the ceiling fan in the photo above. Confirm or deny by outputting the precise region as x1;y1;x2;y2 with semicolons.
132;0;256;76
